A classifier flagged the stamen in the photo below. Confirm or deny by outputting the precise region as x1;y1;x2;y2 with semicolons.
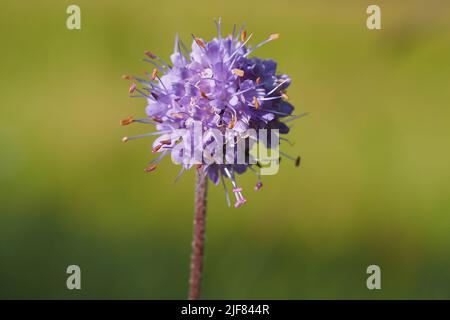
160;139;171;145
228;116;237;129
233;187;242;193
235;24;246;43
174;167;185;183
152;145;162;153
129;83;137;93
281;92;289;101
120;116;134;126
215;17;222;39
148;149;169;166
280;151;301;167
260;96;282;101
241;30;247;42
174;33;180;53
254;181;263;191
200;90;210;100
266;79;288;96
144;51;157;59
232;69;244;77
144;164;157;173
220;171;231;207
234;200;243;208
143;59;163;72
152;116;163;123
122;74;133;80
151;68;158;81
280;137;295;146
253;96;260;109
227;33;253;63
270;33;280;40
193;36;206;49
122;131;165;142
178;40;191;62
283;112;309;123
253;108;291;117
170;113;184;119
232;86;255;97
244;33;280;57
132;118;156;125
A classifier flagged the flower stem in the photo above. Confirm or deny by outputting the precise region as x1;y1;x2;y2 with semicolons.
188;170;208;300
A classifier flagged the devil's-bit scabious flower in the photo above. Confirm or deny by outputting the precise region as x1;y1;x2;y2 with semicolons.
122;21;302;208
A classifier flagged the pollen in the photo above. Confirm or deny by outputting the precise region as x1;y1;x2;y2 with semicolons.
253;96;260;109
151;68;158;80
200;90;209;100
228;116;237;129
241;30;247;42
232;69;244;77
269;33;280;40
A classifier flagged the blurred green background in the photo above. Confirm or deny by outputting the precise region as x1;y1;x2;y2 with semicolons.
1;0;450;299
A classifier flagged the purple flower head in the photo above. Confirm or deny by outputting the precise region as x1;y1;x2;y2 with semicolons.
122;20;302;208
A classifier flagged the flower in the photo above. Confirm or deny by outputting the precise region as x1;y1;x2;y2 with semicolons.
122;20;302;208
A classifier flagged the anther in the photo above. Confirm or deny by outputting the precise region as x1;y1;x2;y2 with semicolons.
232;69;244;77
122;136;129;143
120;116;134;126
170;113;184;119
152;145;162;153
129;83;137;93
151;68;158;80
194;38;206;49
295;156;301;167
281;92;289;101
269;33;280;40
241;30;247;42
144;51;157;59
233;187;242;193
122;74;133;80
144;165;157;173
253;96;260;109
200;90;209;100
254;181;263;191
256;77;261;85
228;116;237;129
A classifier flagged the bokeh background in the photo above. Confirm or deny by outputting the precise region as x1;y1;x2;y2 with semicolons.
1;0;450;299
